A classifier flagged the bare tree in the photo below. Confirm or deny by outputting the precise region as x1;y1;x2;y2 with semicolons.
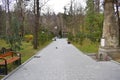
0;5;2;35
15;0;25;37
33;0;39;49
5;0;11;36
33;0;50;49
94;0;100;13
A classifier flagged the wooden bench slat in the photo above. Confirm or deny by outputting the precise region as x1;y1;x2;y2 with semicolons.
0;52;13;57
7;57;20;64
0;57;20;65
0;51;21;75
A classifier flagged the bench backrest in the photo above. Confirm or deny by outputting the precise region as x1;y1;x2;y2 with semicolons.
0;52;13;57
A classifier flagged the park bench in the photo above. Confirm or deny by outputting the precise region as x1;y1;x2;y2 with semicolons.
0;51;21;75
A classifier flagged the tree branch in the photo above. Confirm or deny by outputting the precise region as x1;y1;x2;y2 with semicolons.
40;0;50;8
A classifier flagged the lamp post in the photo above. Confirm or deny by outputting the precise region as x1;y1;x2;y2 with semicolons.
54;26;57;37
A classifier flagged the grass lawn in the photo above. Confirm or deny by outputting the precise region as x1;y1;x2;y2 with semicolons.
20;41;52;63
0;39;52;79
73;39;120;63
0;39;9;48
72;39;99;54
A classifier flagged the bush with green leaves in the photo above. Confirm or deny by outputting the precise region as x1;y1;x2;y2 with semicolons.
38;30;54;45
68;32;74;41
75;32;85;44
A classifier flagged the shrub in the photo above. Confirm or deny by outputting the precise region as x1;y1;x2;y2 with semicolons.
24;34;33;43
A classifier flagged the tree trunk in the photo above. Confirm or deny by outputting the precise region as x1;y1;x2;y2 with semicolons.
33;0;39;49
98;0;120;61
102;0;119;48
94;0;100;13
19;0;24;37
6;0;11;36
0;6;2;34
115;0;120;45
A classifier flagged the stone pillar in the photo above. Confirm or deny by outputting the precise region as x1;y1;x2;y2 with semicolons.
98;0;120;60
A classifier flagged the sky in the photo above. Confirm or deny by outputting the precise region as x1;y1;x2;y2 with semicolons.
46;0;86;13
0;0;2;5
0;0;86;14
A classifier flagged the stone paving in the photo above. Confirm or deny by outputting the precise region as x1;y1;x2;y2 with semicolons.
2;39;120;80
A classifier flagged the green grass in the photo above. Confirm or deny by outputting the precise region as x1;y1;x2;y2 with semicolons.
0;40;52;63
20;41;52;63
73;39;120;63
73;39;99;54
0;39;9;48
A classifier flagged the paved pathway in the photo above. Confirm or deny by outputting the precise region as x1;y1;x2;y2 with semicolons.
2;39;120;80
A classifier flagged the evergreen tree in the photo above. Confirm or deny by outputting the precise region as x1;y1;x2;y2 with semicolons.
6;16;22;51
85;0;103;42
85;0;95;33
